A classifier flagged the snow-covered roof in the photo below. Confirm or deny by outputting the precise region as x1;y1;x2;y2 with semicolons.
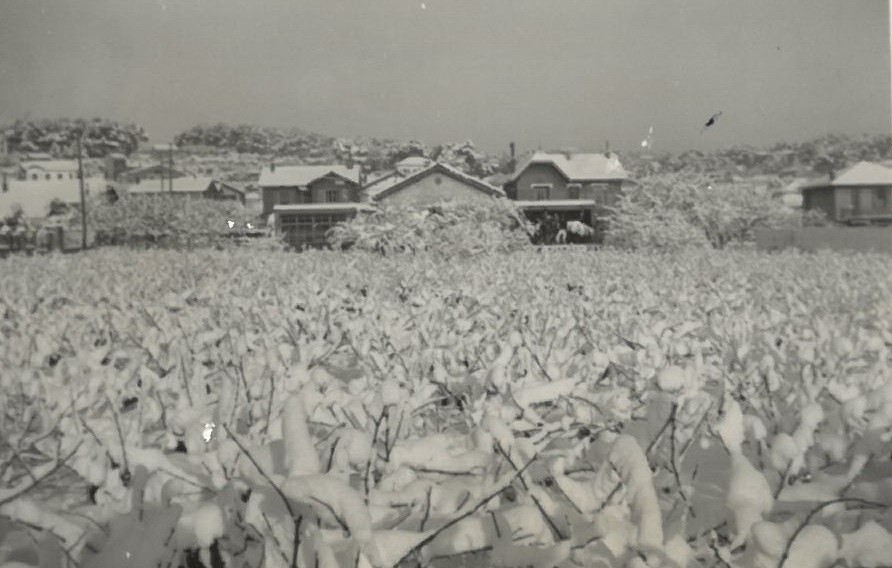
0;177;104;218
830;161;892;186
126;176;214;195
273;203;374;213
396;156;432;168
509;152;628;183
513;199;598;209
20;160;79;173
364;162;504;201
258;165;361;188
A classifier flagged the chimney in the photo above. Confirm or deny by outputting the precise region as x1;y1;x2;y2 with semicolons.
270;161;276;173
359;165;367;187
508;142;516;173
346;153;354;170
604;141;611;158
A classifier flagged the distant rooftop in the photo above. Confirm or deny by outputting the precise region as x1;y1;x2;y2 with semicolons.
258;164;361;187
127;176;214;195
20;160;79;173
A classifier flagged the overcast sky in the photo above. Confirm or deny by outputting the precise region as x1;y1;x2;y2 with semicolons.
0;0;889;154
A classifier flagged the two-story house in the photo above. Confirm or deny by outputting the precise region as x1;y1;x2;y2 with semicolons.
260;164;367;246
268;160;505;247
502;151;629;240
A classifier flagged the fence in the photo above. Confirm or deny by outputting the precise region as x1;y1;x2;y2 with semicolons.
0;226;91;257
755;227;892;254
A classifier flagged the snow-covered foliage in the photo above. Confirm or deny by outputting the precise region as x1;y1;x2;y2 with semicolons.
326;198;534;257
87;194;258;248
0;248;890;568
606;174;810;250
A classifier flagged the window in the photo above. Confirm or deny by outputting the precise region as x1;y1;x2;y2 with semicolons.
325;189;340;203
567;184;581;199
45;174;51;180
531;183;552;201
31;174;38;180
57;173;64;180
876;187;889;211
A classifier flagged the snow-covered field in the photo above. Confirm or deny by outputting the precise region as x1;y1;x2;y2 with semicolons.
1;248;890;568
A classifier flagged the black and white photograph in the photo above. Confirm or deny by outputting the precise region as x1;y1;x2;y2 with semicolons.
1;1;891;567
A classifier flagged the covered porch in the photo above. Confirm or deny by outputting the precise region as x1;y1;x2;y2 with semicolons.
273;203;374;248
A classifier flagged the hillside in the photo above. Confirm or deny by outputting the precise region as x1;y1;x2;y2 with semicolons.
1;118;149;158
4;119;891;182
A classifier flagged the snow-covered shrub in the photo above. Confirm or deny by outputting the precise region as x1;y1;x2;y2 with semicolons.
327;197;534;256
606;173;801;250
89;194;257;249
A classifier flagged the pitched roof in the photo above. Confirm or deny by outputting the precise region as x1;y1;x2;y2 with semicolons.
364;162;505;201
396;156;433;167
258;165;361;187
508;152;628;183
513;200;598;210
210;180;247;196
273;203;375;213
20;160;79;173
126;176;214;195
830;161;892;186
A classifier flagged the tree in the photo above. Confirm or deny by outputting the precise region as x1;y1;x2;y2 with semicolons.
47;198;69;217
605;173;802;250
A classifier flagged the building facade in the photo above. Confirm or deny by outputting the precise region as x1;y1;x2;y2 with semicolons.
801;162;892;225
259;164;363;216
502;151;629;242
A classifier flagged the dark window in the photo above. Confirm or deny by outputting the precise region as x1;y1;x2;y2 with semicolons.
31;174;38;180
57;173;64;180
326;189;340;203
568;184;581;199
876;187;889;210
532;184;551;201
45;174;51;180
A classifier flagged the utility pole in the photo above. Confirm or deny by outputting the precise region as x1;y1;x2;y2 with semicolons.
76;134;87;250
160;147;165;192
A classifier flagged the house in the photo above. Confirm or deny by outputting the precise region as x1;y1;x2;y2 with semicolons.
259;164;363;217
207;180;247;204
502;150;629;237
394;156;433;176
0;175;104;218
125;176;217;199
18;160;80;182
118;163;187;185
269;162;502;247
363;162;504;206
260;164;365;247
800;161;892;225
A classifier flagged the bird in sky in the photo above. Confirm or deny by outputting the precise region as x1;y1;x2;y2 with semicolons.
701;111;723;133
